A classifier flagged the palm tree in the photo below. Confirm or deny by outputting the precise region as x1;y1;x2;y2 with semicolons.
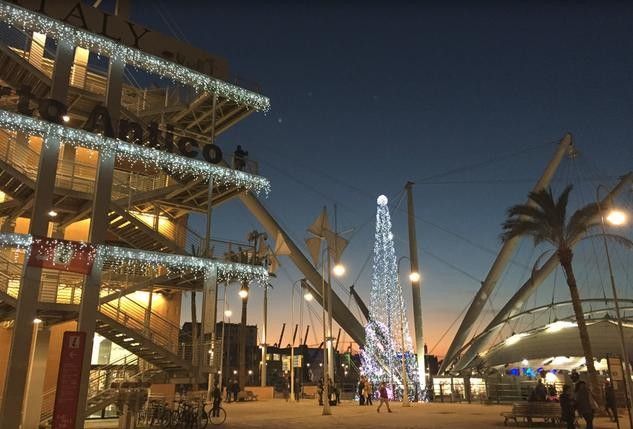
501;185;611;398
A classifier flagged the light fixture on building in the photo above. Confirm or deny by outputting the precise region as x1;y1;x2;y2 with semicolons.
62;114;70;123
47;210;58;217
303;291;313;301
248;370;253;375
224;309;232;318
233;370;238;375
33;318;42;324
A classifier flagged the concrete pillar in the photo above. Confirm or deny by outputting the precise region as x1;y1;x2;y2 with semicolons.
74;56;124;429
0;38;74;429
22;325;51;429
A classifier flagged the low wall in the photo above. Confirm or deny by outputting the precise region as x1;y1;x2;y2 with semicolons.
245;386;274;400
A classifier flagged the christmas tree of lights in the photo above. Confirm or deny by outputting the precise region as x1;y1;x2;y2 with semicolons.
361;195;418;399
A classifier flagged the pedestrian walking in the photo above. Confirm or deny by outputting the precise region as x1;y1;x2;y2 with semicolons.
604;381;618;422
559;385;575;429
574;381;594;429
376;382;392;413
232;379;240;402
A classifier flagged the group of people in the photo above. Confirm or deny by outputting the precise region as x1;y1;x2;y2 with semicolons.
528;374;619;429
224;379;241;403
317;376;340;406
357;376;392;413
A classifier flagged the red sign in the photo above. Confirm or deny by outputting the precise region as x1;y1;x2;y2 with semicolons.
52;331;86;429
27;237;96;274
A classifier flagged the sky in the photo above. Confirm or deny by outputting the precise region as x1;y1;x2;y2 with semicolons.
130;1;633;359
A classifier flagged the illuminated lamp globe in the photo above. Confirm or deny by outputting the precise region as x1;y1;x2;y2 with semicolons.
304;291;314;301
224;309;233;318
377;195;388;206
332;263;346;277
606;209;627;226
238;284;249;299
409;271;421;282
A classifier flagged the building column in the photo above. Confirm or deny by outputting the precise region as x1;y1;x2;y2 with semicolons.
74;56;124;429
22;325;51;429
0;38;74;429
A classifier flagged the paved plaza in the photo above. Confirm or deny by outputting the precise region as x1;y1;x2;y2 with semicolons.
85;400;626;429
214;400;623;429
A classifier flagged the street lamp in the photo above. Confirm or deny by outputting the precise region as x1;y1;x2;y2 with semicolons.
396;256;414;407
596;185;633;429
332;263;346;277
238;284;249;299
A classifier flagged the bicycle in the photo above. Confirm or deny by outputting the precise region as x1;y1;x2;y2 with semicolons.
207;403;226;426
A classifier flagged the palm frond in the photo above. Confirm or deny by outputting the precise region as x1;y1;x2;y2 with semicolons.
501;218;552;245
527;188;558;220
506;204;549;223
566;202;601;240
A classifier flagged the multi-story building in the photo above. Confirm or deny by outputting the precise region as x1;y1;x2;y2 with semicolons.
0;1;270;427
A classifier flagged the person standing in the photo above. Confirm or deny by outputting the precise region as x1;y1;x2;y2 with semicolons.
358;377;366;406
232;379;240;402
559;385;575;429
225;379;232;403
376;382;392;413
604;381;618;422
574;381;594;429
211;383;222;417
365;378;373;406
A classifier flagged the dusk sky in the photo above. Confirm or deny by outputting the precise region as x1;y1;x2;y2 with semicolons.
135;1;633;358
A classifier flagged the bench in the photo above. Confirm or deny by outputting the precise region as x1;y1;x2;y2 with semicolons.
237;390;258;401
501;402;563;426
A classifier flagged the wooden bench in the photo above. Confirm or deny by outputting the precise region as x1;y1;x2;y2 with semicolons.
501;402;563;426
237;390;258;401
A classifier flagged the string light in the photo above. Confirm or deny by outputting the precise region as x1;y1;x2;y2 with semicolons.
0;2;270;112
0;110;271;195
360;195;418;400
0;233;269;283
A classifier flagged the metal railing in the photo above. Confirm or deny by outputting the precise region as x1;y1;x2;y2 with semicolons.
99;295;182;355
40;352;141;423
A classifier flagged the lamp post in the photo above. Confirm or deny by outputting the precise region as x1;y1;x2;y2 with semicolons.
397;256;419;407
596;185;633;428
290;279;305;403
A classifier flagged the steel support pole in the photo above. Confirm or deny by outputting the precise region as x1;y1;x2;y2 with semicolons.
239;192;365;345
22;324;51;429
75;56;124;429
597;185;633;429
0;38;74;429
321;246;331;415
326;246;335;389
440;134;572;373
290;283;296;402
261;284;268;387
405;182;426;391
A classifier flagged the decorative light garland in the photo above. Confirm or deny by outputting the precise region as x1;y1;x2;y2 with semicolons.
0;1;270;112
360;195;418;400
0;233;269;283
0;110;271;194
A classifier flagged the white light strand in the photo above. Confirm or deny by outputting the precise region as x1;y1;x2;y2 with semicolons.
0;110;271;195
360;196;418;400
0;2;270;112
0;233;268;283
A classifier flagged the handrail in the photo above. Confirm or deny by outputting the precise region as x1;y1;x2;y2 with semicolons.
99;295;183;354
40;352;139;422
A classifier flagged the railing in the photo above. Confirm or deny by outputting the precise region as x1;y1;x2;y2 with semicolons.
99;295;182;355
40;352;140;423
0;23;186;119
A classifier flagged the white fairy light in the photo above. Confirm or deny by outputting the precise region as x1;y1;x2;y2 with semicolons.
0;2;270;112
0;110;271;194
0;233;268;283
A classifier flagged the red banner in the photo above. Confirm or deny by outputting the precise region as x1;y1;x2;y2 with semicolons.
27;237;96;274
52;331;86;429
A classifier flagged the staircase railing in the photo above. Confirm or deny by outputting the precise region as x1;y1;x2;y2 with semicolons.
99;295;182;355
40;352;140;423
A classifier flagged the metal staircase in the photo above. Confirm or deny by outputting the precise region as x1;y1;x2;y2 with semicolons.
96;295;194;376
